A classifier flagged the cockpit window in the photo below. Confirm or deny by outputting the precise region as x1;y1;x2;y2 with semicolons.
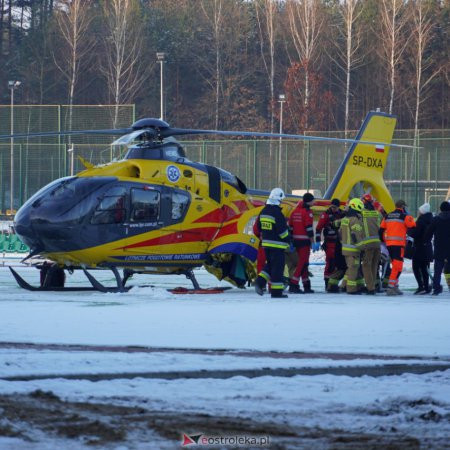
171;191;189;220
91;186;127;225
218;168;247;193
131;188;160;222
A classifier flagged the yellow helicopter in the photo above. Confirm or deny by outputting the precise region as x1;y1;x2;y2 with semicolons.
2;110;401;293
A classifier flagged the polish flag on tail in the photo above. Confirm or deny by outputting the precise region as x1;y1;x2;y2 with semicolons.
375;144;385;153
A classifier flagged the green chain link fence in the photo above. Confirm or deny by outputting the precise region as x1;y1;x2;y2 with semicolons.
0;105;449;216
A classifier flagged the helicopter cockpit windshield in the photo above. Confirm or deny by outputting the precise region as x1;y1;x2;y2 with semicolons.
16;177;117;226
112;129;153;146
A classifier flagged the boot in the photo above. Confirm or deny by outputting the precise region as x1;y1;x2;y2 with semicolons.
432;285;443;296
288;282;303;294
271;290;288;298
393;286;404;295
254;276;266;296
303;280;314;294
327;284;340;293
386;287;400;296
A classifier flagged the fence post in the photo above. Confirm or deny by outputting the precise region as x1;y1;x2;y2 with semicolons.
18;143;23;206
253;140;257;189
306;141;311;191
414;135;419;212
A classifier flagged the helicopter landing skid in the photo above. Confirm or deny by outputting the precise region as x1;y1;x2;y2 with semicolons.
9;267;97;292
9;266;130;293
82;267;130;293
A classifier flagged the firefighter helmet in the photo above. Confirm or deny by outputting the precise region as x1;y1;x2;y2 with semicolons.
349;198;364;212
267;188;285;205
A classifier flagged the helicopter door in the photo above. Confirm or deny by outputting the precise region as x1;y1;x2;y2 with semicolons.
205;165;221;203
130;187;161;226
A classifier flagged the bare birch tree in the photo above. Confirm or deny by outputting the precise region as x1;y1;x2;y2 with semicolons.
101;0;147;127
255;0;279;133
333;0;364;137
409;0;441;147
255;0;280;184
52;0;94;132
379;0;408;115
285;0;324;131
200;0;224;130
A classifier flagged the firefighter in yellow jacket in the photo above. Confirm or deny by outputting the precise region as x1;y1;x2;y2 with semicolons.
339;198;365;295
360;196;382;295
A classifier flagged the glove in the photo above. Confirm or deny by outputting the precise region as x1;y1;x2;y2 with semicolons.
312;242;321;252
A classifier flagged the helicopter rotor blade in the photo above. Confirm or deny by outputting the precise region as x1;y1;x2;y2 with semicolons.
163;127;416;149
0;118;418;149
0;128;133;140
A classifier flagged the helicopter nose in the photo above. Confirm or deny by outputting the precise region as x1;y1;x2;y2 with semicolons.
14;204;44;252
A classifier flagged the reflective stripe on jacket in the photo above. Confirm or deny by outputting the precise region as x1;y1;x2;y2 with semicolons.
339;214;363;255
359;209;381;249
380;208;416;247
256;204;290;249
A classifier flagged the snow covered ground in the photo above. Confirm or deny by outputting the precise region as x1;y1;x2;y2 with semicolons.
0;256;449;449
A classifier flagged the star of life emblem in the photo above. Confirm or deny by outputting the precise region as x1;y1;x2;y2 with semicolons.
167;165;181;182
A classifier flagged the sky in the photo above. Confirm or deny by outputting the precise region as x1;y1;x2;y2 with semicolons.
0;257;449;449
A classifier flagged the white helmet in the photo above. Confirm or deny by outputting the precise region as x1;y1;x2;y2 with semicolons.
266;187;285;205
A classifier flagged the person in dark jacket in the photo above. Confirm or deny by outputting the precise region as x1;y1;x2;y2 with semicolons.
411;203;433;294
254;188;290;298
425;201;450;295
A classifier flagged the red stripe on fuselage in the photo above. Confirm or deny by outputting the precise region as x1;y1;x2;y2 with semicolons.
118;226;219;250
233;200;250;213
249;199;265;207
215;221;238;239
194;204;240;223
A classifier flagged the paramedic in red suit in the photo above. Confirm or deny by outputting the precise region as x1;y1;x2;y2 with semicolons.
288;192;318;293
315;198;343;290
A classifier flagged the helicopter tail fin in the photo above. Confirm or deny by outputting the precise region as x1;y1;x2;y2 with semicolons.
323;111;396;212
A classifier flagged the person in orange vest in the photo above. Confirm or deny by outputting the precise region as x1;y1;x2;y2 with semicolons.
380;199;416;295
315;198;344;290
288;192;318;293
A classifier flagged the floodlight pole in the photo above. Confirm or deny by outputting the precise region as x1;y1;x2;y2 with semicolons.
278;94;286;189
8;80;21;215
68;144;74;176
156;52;166;120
